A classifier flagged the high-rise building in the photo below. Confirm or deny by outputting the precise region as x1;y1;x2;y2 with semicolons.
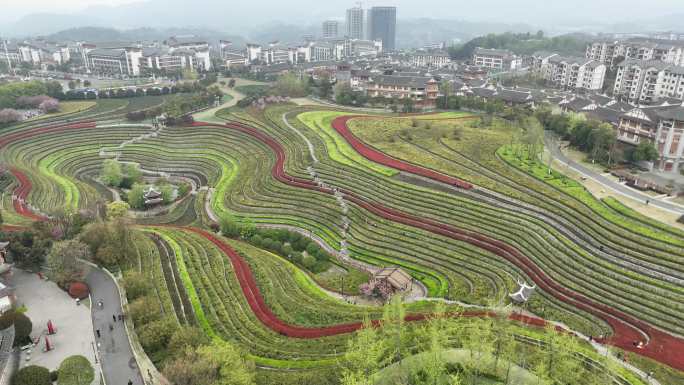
368;6;397;51
346;7;364;40
322;20;339;39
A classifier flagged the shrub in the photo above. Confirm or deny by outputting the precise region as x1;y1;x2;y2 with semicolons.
12;365;50;385
38;98;59;113
129;296;161;325
67;282;89;299
122;271;149;301
15;95;53;109
139;318;176;353
0;108;21;124
106;201;130;219
57;355;94;385
220;215;242;238
0;310;32;346
177;182;191;197
126;110;147;121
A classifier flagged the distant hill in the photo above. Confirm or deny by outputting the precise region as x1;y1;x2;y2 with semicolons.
41;26;246;47
448;31;592;59
396;19;536;49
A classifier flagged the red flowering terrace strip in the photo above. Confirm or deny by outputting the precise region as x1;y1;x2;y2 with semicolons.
194;120;684;371
330;115;473;189
182;226;548;338
1;121;97;222
10;168;46;221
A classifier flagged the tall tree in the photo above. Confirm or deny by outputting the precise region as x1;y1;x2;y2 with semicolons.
101;159;123;187
342;317;386;385
46;239;90;287
382;295;409;365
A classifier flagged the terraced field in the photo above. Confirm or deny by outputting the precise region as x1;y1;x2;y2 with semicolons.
1;98;681;384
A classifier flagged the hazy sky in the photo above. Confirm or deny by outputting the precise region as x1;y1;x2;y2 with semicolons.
4;0;684;25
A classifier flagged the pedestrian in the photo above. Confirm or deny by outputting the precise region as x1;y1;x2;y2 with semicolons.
113;315;117;322
96;329;100;338
128;380;133;385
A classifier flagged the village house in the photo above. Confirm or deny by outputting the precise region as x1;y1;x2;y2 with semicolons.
616;104;684;172
366;74;439;108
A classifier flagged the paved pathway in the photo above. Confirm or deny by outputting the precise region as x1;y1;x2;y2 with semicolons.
192;77;267;123
545;134;684;216
13;270;98;373
86;269;142;385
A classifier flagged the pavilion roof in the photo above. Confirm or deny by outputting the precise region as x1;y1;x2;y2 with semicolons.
374;267;412;290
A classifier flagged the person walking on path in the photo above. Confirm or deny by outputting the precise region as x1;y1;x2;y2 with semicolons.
113;315;117;322
96;329;100;338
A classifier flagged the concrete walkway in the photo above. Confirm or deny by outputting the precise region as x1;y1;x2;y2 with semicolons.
544;134;684;216
86;269;142;385
13;270;99;375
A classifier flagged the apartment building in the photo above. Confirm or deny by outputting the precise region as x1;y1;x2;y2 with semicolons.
0;40;71;68
409;50;451;68
539;55;606;90
616;105;684;172
613;59;684;104
138;47;211;74
344;39;383;57
472;48;521;71
0;41;21;67
585;40;621;65
346;7;365;40
366;75;439;108
322;20;339;39
368;6;397;51
587;39;684;66
87;47;143;76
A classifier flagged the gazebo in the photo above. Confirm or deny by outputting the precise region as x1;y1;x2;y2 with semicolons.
144;187;163;206
372;267;413;293
509;280;536;304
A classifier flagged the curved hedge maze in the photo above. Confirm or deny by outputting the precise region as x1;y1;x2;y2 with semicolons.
1;98;683;383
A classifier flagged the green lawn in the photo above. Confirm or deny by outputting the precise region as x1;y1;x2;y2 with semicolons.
297;111;398;176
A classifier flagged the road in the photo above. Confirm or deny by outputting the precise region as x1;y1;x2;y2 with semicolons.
86;269;143;385
544;135;684;216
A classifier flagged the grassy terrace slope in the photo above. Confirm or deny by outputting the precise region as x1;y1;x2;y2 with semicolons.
0;97;170;220
0;99;679;382
317;111;683;368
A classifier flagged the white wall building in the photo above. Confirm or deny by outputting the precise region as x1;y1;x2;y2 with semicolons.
410;50;451;68
472;48;521;71
540;55;606;90
587;39;684;67
87;47;143;76
346;7;364;40
617;105;684;172
322;20;339;39
613;59;684;104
